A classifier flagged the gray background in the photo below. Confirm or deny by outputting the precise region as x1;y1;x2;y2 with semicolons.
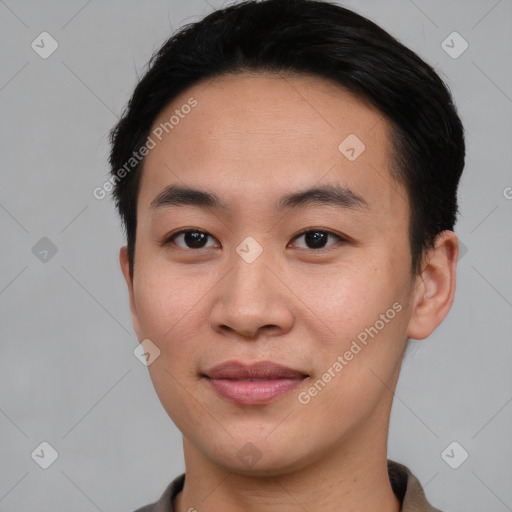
0;0;511;510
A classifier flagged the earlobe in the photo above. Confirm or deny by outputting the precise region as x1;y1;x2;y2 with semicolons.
119;246;142;340
406;231;459;340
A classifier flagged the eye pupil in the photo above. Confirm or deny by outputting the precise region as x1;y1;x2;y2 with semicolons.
185;231;208;248
305;231;327;248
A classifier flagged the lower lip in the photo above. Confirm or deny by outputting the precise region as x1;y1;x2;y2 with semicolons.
205;377;306;405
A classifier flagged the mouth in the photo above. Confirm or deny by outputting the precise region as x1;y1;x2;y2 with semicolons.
201;360;309;405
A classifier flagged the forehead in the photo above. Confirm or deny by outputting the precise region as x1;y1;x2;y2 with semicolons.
138;72;406;219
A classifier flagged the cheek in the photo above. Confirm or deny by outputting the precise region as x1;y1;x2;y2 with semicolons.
132;268;210;427
132;265;210;344
294;259;410;404
297;267;408;429
293;262;398;341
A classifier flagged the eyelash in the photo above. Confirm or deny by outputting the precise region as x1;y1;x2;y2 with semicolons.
162;228;347;253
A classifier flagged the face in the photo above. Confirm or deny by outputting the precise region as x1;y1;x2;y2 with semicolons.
121;72;427;475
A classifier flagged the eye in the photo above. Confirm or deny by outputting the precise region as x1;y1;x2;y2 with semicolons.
289;229;344;250
164;229;219;250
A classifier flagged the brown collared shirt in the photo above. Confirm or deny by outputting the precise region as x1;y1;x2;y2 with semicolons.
134;460;442;512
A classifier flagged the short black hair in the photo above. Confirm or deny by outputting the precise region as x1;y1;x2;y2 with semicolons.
109;0;465;276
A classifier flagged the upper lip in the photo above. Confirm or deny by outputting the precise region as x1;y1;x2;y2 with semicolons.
203;360;308;380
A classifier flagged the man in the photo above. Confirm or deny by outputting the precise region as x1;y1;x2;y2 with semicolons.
109;0;465;510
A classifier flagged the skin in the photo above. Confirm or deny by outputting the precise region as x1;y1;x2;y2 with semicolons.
120;72;459;512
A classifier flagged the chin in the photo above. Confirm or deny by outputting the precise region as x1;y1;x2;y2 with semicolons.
202;438;319;478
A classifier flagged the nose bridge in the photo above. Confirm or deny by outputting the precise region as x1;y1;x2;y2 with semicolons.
229;239;275;312
233;246;270;296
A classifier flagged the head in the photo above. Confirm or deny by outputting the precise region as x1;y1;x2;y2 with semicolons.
110;0;464;475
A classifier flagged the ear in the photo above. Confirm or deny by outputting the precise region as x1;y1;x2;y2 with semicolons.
119;246;142;341
406;231;459;340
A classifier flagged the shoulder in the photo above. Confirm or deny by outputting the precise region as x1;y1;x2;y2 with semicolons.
388;460;444;512
132;474;185;512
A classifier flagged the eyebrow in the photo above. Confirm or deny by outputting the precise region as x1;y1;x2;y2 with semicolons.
149;183;368;213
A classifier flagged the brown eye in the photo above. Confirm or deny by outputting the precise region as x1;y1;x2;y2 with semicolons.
167;230;219;249
291;230;343;250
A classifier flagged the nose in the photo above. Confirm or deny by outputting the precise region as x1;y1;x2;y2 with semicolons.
208;244;294;340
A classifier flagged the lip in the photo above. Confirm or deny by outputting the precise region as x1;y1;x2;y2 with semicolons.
202;360;308;405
